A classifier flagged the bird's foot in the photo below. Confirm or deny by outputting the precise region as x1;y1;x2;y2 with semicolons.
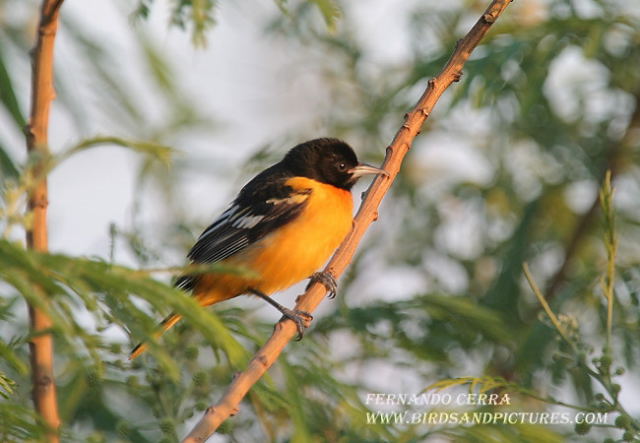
279;308;313;341
248;287;313;340
307;271;338;299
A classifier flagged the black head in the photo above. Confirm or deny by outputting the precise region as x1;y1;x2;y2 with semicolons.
282;138;386;190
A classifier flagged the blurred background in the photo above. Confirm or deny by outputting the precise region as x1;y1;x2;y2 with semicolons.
1;0;639;441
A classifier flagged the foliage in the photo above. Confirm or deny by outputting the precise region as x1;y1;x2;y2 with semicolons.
134;0;342;46
1;0;640;441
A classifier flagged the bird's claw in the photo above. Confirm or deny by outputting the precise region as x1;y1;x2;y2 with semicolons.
279;308;313;341
307;271;338;299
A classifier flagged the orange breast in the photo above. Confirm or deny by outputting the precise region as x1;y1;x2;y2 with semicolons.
246;177;353;294
194;177;353;305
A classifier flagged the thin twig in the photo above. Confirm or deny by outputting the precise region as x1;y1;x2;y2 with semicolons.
599;170;616;352
25;0;65;441
181;1;513;441
522;263;575;350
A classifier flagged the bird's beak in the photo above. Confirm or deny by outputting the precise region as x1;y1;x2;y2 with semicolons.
349;163;389;179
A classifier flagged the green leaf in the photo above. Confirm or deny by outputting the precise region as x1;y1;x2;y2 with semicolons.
0;141;20;181
309;0;341;32
0;402;46;441
482;199;540;319
0;340;28;377
60;136;175;168
0;46;26;129
425;376;511;394
417;294;513;344
274;0;289;15
0;372;15;399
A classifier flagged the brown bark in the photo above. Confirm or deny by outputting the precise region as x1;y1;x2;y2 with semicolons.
25;1;65;441
181;1;513;441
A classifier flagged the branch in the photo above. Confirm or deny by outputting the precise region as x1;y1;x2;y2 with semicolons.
25;0;65;441
182;1;513;441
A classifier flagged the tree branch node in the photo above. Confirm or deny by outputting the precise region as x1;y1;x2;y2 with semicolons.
36;374;53;387
483;13;496;23
38;28;58;37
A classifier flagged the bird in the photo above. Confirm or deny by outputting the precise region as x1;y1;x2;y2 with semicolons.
129;138;387;359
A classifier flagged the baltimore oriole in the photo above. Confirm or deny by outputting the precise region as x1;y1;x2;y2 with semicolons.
130;138;386;359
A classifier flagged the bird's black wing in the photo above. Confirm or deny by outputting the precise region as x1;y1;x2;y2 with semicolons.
175;165;310;290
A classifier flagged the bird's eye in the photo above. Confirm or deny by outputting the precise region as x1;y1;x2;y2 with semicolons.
338;162;346;171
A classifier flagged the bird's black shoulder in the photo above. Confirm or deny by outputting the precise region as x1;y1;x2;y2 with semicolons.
175;163;310;290
234;162;294;206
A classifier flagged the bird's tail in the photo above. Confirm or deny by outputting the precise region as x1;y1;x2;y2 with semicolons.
129;313;183;360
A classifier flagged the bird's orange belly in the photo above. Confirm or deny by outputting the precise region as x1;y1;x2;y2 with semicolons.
194;178;353;304
246;178;353;294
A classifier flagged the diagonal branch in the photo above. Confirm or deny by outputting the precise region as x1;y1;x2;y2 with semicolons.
182;1;513;441
25;1;65;441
